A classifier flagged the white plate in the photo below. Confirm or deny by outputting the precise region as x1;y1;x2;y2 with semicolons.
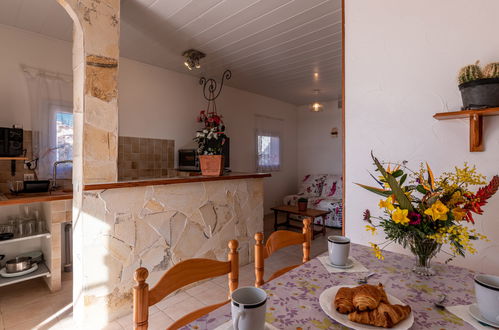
325;258;355;269
319;285;414;330
468;303;499;328
0;263;38;277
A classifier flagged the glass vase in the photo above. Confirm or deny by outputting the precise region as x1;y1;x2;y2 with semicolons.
408;236;441;276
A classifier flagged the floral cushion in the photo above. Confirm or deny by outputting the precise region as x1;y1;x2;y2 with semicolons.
282;194;343;228
298;174;327;197
321;174;343;199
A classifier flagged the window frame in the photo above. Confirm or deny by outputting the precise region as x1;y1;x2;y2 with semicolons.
49;103;73;162
255;131;281;172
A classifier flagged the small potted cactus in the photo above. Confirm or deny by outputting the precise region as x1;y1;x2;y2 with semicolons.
458;61;499;109
297;197;308;212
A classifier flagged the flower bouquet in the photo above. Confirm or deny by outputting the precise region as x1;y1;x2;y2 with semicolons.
358;153;498;276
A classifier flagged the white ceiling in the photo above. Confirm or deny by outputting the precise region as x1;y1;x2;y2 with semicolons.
0;0;342;105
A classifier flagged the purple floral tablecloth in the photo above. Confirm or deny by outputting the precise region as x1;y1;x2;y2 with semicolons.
183;244;476;329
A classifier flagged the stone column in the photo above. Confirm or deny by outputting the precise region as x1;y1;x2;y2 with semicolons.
57;0;119;326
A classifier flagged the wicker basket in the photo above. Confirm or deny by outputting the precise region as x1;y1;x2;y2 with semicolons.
199;155;224;176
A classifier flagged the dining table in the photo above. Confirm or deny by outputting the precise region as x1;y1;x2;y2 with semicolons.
182;243;477;329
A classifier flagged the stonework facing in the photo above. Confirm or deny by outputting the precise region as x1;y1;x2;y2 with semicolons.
80;178;264;323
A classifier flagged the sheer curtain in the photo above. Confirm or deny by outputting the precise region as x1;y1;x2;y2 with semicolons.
255;114;282;172
23;66;72;179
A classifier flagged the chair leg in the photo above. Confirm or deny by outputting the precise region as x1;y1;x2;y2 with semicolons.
133;268;150;330
254;232;265;287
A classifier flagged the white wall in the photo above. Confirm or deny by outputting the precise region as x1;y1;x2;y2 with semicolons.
0;24;298;213
296;100;342;182
345;0;499;274
0;24;73;129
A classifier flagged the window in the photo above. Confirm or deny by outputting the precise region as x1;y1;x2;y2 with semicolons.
55;111;73;161
256;134;281;172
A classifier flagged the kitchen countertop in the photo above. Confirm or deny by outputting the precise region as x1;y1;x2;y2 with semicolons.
0;190;73;206
84;172;271;191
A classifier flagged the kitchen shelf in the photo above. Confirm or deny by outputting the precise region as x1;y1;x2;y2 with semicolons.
0;263;50;288
0;157;27;160
0;232;51;246
433;107;499;152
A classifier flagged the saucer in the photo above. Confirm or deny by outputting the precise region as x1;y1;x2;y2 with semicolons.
326;258;354;269
468;303;499;328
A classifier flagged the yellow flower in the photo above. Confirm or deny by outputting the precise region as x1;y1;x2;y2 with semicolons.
424;200;449;221
448;191;464;206
369;242;384;260
365;225;377;235
378;196;395;211
451;207;467;221
391;207;410;225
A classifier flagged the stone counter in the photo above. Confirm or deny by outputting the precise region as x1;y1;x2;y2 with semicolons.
77;175;267;323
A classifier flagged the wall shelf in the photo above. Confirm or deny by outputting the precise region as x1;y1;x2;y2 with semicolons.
434;107;499;152
0;157;27;160
0;232;51;246
0;263;50;288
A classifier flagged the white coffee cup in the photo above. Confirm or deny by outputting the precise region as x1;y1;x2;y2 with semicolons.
328;235;350;266
474;274;499;324
231;286;267;330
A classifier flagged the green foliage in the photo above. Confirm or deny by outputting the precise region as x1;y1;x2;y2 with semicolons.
458;61;483;84
355;183;392;197
371;153;414;212
484;62;499;79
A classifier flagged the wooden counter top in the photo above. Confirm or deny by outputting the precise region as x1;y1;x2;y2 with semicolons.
0;190;73;206
84;172;271;191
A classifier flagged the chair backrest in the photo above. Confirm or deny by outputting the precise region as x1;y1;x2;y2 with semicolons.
133;240;239;329
254;218;311;287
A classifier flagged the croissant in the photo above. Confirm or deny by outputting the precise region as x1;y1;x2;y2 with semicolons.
352;284;383;311
334;287;357;314
348;302;412;328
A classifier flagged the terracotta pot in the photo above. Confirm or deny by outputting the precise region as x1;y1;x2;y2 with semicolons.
199;155;224;176
297;201;308;212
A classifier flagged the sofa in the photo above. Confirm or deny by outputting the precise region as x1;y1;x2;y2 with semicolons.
283;174;343;229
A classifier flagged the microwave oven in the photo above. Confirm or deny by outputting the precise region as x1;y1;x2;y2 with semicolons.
178;149;199;171
0;127;23;157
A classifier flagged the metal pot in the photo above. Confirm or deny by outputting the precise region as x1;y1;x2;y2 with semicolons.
5;257;32;273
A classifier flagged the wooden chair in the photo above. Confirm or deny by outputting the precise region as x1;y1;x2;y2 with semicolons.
133;240;239;330
254;217;312;287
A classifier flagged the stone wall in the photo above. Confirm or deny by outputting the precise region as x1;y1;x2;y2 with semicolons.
79;177;264;323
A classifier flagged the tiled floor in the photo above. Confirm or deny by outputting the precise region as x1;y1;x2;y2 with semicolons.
0;214;340;330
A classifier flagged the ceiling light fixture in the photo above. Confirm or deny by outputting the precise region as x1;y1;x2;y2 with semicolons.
311;102;324;112
182;49;205;70
310;89;324;112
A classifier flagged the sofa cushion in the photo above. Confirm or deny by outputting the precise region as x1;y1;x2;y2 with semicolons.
298;174;327;197
321;174;342;199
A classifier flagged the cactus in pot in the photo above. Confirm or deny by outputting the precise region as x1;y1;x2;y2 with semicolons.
483;62;499;79
458;61;483;85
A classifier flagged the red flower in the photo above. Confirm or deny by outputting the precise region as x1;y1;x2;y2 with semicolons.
408;212;422;225
462;175;499;223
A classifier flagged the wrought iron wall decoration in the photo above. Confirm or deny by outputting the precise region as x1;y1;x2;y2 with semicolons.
199;69;232;116
199;69;232;102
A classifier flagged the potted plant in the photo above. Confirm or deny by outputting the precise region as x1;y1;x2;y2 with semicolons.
458;61;499;109
194;110;227;176
297;197;308;212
